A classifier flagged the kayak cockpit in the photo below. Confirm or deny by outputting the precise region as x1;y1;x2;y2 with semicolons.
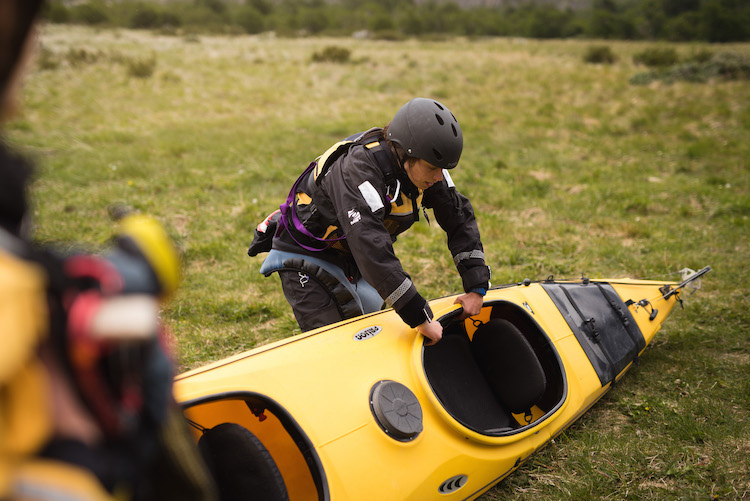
423;300;566;436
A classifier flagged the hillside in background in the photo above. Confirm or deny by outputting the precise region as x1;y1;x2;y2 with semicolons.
56;0;596;7
414;0;593;9
46;0;749;42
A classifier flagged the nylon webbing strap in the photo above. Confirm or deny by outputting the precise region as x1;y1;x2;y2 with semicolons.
278;161;347;252
369;144;396;186
453;250;485;266
278;136;401;251
0;226;26;257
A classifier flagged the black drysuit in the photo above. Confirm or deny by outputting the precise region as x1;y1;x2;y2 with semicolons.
271;129;490;331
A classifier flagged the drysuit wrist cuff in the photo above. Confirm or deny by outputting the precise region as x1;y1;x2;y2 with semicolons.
398;294;432;328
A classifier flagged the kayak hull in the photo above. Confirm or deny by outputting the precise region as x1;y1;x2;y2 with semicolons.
175;277;682;500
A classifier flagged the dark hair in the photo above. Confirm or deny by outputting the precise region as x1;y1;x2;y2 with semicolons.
359;125;415;172
382;123;414;170
1;0;45;100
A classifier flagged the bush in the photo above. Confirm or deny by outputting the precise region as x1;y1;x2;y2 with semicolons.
372;30;407;41
684;49;714;64
368;14;394;33
161;12;182;28
126;55;157;79
299;8;329;34
708;51;750;80
196;0;226;15
311;46;351;63
128;5;182;30
45;1;70;23
179;3;229;32
700;0;749;43
37;47;60;71
663;11;702;41
630;51;750;85
130;7;161;29
236;6;265;34
633;47;679;67
583;45;617;64
248;0;274;16
526;6;575;39
70;2;109;25
65;47;103;66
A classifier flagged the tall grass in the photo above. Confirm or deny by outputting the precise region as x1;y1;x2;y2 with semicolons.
10;26;749;499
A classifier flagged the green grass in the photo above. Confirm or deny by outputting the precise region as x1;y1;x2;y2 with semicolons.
10;26;749;499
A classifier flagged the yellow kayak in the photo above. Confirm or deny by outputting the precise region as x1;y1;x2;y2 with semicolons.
174;268;710;500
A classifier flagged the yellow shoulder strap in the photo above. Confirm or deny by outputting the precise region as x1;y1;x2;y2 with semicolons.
312;140;354;182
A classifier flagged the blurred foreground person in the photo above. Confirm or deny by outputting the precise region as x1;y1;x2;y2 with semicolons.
0;2;216;499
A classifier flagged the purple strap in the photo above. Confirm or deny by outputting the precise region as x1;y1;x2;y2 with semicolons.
277;161;347;252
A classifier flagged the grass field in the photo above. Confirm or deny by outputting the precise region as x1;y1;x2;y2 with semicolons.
9;25;749;499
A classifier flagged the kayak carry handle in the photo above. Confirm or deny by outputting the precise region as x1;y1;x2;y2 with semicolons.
435;304;467;326
661;266;712;300
626;266;713;318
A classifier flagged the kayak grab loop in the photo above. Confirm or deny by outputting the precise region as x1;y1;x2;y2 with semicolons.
625;298;659;321
658;266;712;310
370;380;423;441
639;299;659;321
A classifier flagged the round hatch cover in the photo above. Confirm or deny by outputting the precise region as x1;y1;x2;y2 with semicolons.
370;380;423;441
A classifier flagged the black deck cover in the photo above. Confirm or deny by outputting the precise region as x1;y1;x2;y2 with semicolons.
542;282;645;386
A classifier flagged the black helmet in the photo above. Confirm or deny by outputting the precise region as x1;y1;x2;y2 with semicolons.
387;98;463;169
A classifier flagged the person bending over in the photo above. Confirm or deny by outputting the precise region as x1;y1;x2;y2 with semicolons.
249;98;490;345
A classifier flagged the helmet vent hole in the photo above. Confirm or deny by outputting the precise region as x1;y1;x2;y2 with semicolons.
435;114;444;126
433;149;443;160
434;101;444;111
451;124;458;137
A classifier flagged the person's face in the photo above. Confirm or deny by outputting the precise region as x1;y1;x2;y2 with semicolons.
404;158;443;191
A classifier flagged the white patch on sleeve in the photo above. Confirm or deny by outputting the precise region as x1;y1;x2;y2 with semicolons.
358;181;384;212
443;169;455;188
348;208;361;225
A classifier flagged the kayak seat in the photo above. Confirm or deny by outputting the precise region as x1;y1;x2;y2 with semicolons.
424;326;515;433
471;319;547;417
198;422;289;501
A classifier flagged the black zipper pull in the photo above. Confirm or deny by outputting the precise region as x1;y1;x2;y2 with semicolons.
422;205;430;226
